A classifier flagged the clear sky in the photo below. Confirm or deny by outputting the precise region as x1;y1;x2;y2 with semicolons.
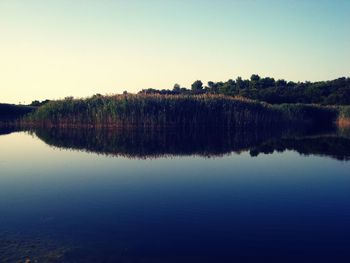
1;0;349;104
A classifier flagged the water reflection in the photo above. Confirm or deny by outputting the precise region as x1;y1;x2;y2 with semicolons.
0;126;22;136
1;125;350;262
2;125;349;161
250;135;350;161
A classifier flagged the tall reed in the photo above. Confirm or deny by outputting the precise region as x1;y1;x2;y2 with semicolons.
24;94;338;128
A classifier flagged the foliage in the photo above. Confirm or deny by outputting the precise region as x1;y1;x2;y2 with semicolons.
0;103;36;122
274;104;338;126
139;75;350;105
24;94;338;128
30;99;51;107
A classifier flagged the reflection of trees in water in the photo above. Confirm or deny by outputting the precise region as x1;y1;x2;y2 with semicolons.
27;126;350;161
250;134;350;161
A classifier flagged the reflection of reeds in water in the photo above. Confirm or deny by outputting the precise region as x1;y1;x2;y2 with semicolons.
27;125;350;161
30;127;291;159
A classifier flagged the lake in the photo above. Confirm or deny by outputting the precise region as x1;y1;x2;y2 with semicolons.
1;126;350;262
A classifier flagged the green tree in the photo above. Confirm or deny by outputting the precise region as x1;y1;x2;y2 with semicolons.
173;83;181;94
191;80;203;93
250;74;260;82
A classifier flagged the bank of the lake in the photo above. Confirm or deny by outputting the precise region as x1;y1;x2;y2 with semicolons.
0;103;36;124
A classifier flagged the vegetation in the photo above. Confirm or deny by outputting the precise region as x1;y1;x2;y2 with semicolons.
0;103;36;123
140;75;350;105
2;75;349;128
23;94;338;128
29;99;51;107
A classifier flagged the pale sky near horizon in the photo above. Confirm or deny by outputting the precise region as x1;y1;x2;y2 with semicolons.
1;0;349;104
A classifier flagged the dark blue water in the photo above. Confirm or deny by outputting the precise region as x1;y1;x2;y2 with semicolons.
1;128;350;262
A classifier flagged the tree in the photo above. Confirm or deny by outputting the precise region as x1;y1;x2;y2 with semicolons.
30;100;41;106
191;80;203;93
250;74;260;82
207;81;219;94
30;99;51;107
276;79;287;88
250;74;261;89
173;83;181;94
260;77;275;89
236;77;244;90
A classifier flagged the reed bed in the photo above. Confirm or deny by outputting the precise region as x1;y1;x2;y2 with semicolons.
23;94;338;128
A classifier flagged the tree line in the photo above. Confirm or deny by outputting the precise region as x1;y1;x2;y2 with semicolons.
139;75;350;105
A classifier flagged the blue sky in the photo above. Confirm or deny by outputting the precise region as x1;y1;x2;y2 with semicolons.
1;0;349;103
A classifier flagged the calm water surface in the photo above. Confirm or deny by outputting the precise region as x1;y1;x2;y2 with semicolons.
1;127;350;262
